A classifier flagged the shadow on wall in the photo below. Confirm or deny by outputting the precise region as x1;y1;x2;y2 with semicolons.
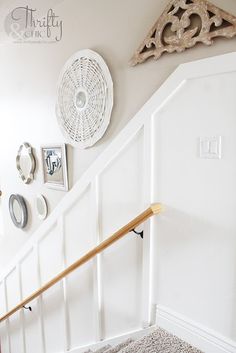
232;253;236;340
66;144;74;189
153;206;236;339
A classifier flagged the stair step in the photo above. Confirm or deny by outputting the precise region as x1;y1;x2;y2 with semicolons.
83;327;203;353
103;338;134;353
118;327;203;353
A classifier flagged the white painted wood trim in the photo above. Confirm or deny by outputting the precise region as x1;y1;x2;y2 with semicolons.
70;305;236;353
141;119;152;328
156;305;236;353
69;325;156;353
60;216;70;351
17;263;26;353
91;177;103;341
35;243;46;353
3;279;10;353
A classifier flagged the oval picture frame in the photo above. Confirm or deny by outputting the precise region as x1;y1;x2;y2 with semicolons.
16;142;36;184
35;194;48;220
9;194;28;229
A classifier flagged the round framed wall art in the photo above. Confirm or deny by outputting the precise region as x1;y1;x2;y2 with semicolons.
56;49;113;149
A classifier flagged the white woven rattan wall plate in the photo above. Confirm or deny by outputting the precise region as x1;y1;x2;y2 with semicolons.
56;49;113;148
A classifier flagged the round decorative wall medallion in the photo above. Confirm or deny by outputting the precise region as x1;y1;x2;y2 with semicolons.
56;49;113;148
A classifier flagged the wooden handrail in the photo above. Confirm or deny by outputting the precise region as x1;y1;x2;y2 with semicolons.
0;203;163;323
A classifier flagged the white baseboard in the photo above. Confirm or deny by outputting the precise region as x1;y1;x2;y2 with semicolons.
156;305;236;353
69;307;236;353
70;326;155;353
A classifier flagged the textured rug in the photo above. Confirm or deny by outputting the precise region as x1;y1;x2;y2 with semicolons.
83;327;203;353
119;327;203;353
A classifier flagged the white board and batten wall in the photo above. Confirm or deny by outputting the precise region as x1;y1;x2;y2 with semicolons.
1;52;236;353
0;116;151;352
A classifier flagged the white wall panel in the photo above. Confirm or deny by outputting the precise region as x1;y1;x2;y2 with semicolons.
5;269;24;353
41;285;65;353
0;282;9;353
100;130;145;238
66;264;94;349
64;187;92;266
0;324;8;353
64;187;95;349
99;130;144;339
20;249;43;353
152;72;236;340
39;224;65;353
39;224;63;283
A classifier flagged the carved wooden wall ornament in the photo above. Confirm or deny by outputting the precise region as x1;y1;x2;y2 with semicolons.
130;0;236;65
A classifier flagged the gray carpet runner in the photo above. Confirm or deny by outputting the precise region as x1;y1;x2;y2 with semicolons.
83;327;203;353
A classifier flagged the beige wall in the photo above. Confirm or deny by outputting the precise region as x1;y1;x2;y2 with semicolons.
0;0;236;270
58;0;236;180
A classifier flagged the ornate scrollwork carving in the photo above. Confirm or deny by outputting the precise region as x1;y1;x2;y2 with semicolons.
130;0;236;65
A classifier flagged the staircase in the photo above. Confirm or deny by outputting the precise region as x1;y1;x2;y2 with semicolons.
1;53;236;353
83;327;203;353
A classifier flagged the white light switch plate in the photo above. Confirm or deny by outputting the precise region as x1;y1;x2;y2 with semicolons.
199;136;221;159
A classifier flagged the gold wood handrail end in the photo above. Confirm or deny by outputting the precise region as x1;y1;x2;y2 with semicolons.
150;203;164;214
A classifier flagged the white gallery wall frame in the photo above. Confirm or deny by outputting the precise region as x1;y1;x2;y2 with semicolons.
35;194;48;220
130;0;236;65
9;194;28;229
16;142;36;184
56;49;113;148
41;144;68;191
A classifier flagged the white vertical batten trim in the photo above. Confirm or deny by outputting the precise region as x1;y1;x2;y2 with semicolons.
3;279;10;353
141;120;152;327
149;111;156;312
92;176;103;341
60;216;70;351
17;263;26;353
149;114;156;325
35;243;46;353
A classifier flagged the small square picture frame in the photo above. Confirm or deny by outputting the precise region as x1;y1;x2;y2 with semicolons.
41;144;68;191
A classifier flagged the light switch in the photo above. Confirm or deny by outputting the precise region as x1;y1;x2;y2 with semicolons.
210;140;218;154
199;136;221;159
